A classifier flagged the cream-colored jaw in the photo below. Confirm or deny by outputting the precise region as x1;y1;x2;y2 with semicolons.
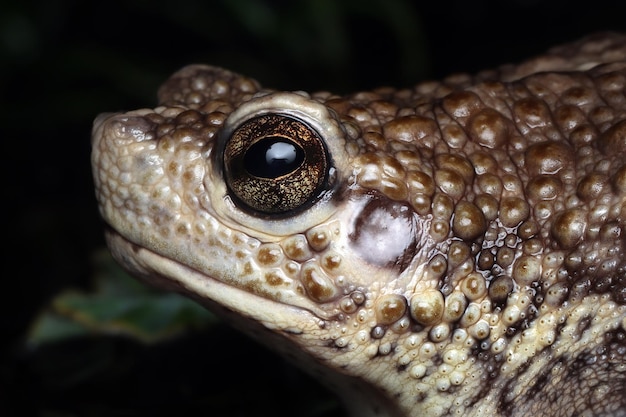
92;34;626;417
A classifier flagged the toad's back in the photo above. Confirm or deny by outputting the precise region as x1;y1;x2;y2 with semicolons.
92;33;626;416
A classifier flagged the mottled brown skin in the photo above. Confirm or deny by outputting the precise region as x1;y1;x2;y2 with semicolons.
92;33;626;416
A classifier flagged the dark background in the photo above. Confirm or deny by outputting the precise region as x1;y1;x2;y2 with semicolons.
3;0;626;416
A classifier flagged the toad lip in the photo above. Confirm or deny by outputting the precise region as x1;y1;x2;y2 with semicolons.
104;229;324;333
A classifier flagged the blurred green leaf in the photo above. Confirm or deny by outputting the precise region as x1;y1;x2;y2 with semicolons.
28;249;217;347
27;312;92;346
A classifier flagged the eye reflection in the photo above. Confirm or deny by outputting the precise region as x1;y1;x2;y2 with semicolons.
244;138;305;178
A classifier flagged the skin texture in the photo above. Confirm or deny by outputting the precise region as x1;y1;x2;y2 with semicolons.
92;33;626;416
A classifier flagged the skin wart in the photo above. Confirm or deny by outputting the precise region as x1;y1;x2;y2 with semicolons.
91;33;626;417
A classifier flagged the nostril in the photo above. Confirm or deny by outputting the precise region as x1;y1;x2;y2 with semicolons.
92;113;157;147
91;112;113;145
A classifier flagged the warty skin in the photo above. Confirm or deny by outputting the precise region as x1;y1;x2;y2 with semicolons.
92;33;626;416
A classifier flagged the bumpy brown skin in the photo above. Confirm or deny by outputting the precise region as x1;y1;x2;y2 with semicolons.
92;33;626;417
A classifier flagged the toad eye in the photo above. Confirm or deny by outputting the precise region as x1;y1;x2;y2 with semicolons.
223;114;329;215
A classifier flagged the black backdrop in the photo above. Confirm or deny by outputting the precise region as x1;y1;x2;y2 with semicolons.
3;0;626;416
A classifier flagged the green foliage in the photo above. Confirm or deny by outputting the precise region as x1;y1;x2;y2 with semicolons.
28;250;216;346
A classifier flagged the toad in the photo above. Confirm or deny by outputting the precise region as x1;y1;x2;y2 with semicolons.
92;32;626;416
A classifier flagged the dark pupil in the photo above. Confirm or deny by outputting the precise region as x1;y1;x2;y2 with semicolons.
244;137;305;178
